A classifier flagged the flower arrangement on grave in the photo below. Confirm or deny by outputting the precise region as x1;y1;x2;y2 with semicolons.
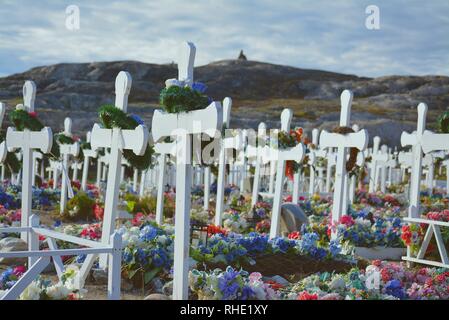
32;187;59;209
188;267;280;300
222;210;249;233
118;222;174;287
334;208;404;248
255;219;271;233
18;266;85;300
401;210;449;256
207;224;228;236
0;206;21;230
190;207;211;225
159;80;211;114
287;260;449;300
0;188;20;210
0;265;26;291
98;105;155;170
60;191;96;222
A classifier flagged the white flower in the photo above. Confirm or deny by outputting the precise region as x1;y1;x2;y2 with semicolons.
46;283;70;300
165;79;184;88
19;281;42;300
15;104;25;111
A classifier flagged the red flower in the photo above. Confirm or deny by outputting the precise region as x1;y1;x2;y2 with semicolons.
340;215;355;227
372;260;382;267
297;291;318;300
132;212;145;226
71;180;81;189
288;231;300;240
28;112;37;118
207;224;228;236
265;280;284;290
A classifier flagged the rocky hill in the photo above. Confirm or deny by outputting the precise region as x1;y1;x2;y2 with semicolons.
1;59;448;147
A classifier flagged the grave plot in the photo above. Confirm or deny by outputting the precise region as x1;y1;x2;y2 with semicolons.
0;44;449;301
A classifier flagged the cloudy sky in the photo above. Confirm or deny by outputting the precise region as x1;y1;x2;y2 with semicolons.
0;0;448;78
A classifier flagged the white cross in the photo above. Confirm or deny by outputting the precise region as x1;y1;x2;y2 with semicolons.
6;81;53;241
90;71;150;268
319;90;368;234
368;136;388;192
269;109;305;238
81;131;98;191
58;117;79;214
400;103;428;218
0;103;7;164
215;97;243;226
422;153;435;194
248;123;267;206
151;42;223;300
324;148;337;193
308;128;327;196
154;141;176;224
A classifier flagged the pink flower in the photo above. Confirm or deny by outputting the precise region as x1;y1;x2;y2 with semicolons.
13;265;26;276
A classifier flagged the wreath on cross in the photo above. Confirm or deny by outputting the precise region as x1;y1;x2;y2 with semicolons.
98;105;155;170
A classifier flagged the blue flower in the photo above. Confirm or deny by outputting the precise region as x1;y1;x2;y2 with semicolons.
329;240;341;257
192;82;207;94
385;279;406;299
129;114;145;126
75;254;86;263
139;225;158;242
136;248;147;263
218;268;241;300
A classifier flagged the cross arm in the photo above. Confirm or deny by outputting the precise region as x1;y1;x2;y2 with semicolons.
6;127;53;154
151;102;223;143
319;129;368;151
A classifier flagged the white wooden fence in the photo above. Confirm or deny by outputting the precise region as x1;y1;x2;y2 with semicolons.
0;215;122;300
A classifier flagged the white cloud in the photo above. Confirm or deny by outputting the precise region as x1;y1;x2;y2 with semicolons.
0;0;448;77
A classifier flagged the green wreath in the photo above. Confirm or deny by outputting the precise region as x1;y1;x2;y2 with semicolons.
9;109;44;131
159;86;210;114
437;111;449;133
98;105;154;170
49;133;84;162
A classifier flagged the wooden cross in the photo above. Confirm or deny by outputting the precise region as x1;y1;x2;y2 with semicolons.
59;117;80;213
400;103;428;218
269;109;305;239
151;42;223;300
324;148;337;193
319;90;368;233
81;131;98;191
154;141;176;224
0;103;7;164
90;71;150;268
249;123;267;206
215;97;243;226
6;81;53;241
308;128;327;195
368;136;387;192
